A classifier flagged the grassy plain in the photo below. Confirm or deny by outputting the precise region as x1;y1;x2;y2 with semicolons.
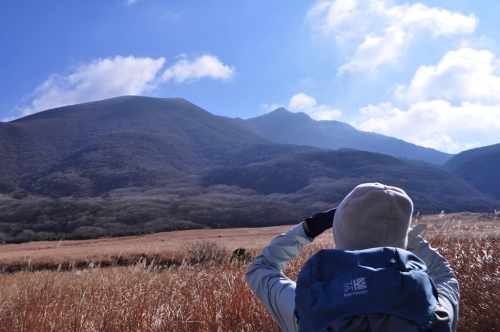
0;225;291;272
0;212;499;331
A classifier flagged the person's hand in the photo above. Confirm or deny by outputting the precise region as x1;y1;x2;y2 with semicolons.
303;208;336;238
406;223;427;251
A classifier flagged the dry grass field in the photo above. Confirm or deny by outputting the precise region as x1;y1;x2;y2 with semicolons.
0;212;499;331
0;225;288;272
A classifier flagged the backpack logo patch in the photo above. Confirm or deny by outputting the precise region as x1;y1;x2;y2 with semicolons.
343;277;368;297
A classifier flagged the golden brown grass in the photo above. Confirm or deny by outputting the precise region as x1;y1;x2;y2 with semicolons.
0;214;499;331
0;265;276;331
0;225;291;272
423;227;500;330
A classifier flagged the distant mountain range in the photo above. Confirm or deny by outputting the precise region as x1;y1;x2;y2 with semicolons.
202;149;496;211
443;143;500;201
223;107;452;165
0;96;498;243
0;96;315;196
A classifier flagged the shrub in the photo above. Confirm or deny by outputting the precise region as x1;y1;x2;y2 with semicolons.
0;178;17;194
50;193;61;200
12;191;28;200
183;241;229;266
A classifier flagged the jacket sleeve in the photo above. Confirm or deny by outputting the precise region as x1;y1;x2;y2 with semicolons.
407;235;460;332
245;223;313;332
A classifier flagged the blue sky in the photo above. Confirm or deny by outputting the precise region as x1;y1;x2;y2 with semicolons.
1;0;500;153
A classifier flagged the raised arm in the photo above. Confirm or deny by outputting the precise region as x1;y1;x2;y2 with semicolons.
407;226;460;331
245;223;312;332
245;208;336;332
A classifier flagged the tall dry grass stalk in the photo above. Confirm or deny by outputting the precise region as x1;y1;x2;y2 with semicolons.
0;264;279;331
0;226;499;331
421;223;500;331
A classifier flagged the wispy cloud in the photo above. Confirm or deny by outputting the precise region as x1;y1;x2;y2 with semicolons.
15;56;165;119
308;0;478;74
161;55;235;83
6;54;235;121
288;93;341;120
260;103;284;112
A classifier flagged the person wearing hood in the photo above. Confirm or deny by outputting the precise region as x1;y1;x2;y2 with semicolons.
245;182;459;332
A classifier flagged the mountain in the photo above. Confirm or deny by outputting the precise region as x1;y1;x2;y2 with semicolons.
443;143;500;200
223;108;453;165
203;149;498;213
0;96;498;243
0;96;317;196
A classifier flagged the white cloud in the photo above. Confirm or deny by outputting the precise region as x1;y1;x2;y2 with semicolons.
308;0;478;74
338;26;407;75
392;3;477;37
260;103;284;112
356;47;500;153
17;56;165;118
308;0;359;37
162;55;235;83
289;93;341;120
289;93;317;110
7;54;235;120
355;100;500;153
396;48;500;104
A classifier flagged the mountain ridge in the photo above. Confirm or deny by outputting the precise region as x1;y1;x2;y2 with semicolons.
223;107;453;165
1;96;320;196
443;143;500;200
0;96;498;243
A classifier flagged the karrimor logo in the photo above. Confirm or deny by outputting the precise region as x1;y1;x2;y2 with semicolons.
343;277;368;297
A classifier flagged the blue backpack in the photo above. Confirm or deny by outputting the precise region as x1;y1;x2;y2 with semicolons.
295;247;451;332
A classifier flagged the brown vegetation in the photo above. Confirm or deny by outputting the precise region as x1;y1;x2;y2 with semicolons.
0;215;499;331
1;96;500;247
0;225;289;272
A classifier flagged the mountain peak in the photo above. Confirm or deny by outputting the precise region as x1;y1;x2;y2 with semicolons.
256;107;312;122
273;107;308;116
232;107;453;165
273;107;289;113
